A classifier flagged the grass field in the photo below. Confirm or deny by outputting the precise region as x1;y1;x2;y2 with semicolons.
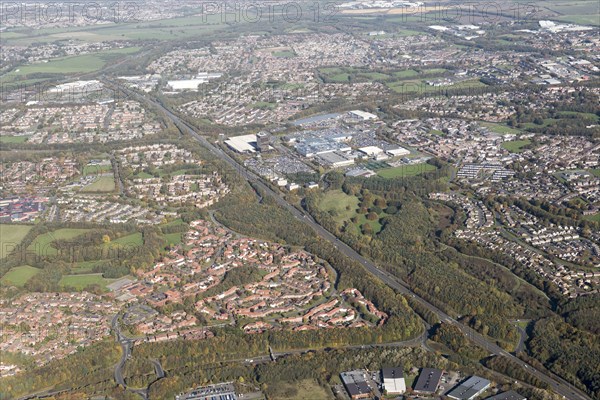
377;163;436;178
28;228;90;257
251;101;276;109
4;47;141;80
358;72;390;80
5;14;227;46
1;265;40;287
134;171;154;179
71;260;106;274
81;176;116;192
387;78;486;94
589;169;600;177
272;50;296;58
317;190;388;235
83;163;112;175
583;213;600;222
318;190;360;225
480;122;522;135
554;14;600;26
164;232;183;247
0;135;30;143
110;232;144;246
501;140;531;153
1;224;32;258
269;379;333;400
59;273;114;290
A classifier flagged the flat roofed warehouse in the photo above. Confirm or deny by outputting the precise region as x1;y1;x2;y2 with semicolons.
486;390;527;400
382;367;406;394
447;375;491;400
413;367;443;394
225;134;258;153
316;152;355;168
340;370;372;400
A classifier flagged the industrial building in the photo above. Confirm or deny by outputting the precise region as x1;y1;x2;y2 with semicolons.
316;152;355;168
175;382;237;400
447;375;491;400
358;146;385;157
340;370;373;400
385;146;410;157
295;137;351;158
346;168;376;178
348;110;378;121
413;368;443;395
486;391;527;400
167;73;222;91
381;367;406;394
225;134;258;153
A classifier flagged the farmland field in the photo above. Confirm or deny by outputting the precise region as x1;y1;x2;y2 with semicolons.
0;224;32;258
1;266;40;287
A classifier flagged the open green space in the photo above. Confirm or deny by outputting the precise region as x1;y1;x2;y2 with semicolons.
27;228;90;257
251;102;277;109
83;163;112;175
357;72;390;80
501;139;531;153
583;213;600;222
164;232;183;247
133;171;154;179
109;232;144;247
394;28;423;36
554;14;600;26
1;265;40;287
70;260;106;274
317;189;389;235
480;122;522;135
376;163;436;178
5;14;226;46
272;50;296;58
317;190;360;225
81;176;116;192
589;169;600;177
386;78;486;93
3;47;141;81
556;111;600;120
59;273;114;290
0;135;30;143
1;224;32;258
162;218;186;227
268;379;333;400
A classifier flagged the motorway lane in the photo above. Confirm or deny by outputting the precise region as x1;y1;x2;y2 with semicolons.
113;83;591;400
